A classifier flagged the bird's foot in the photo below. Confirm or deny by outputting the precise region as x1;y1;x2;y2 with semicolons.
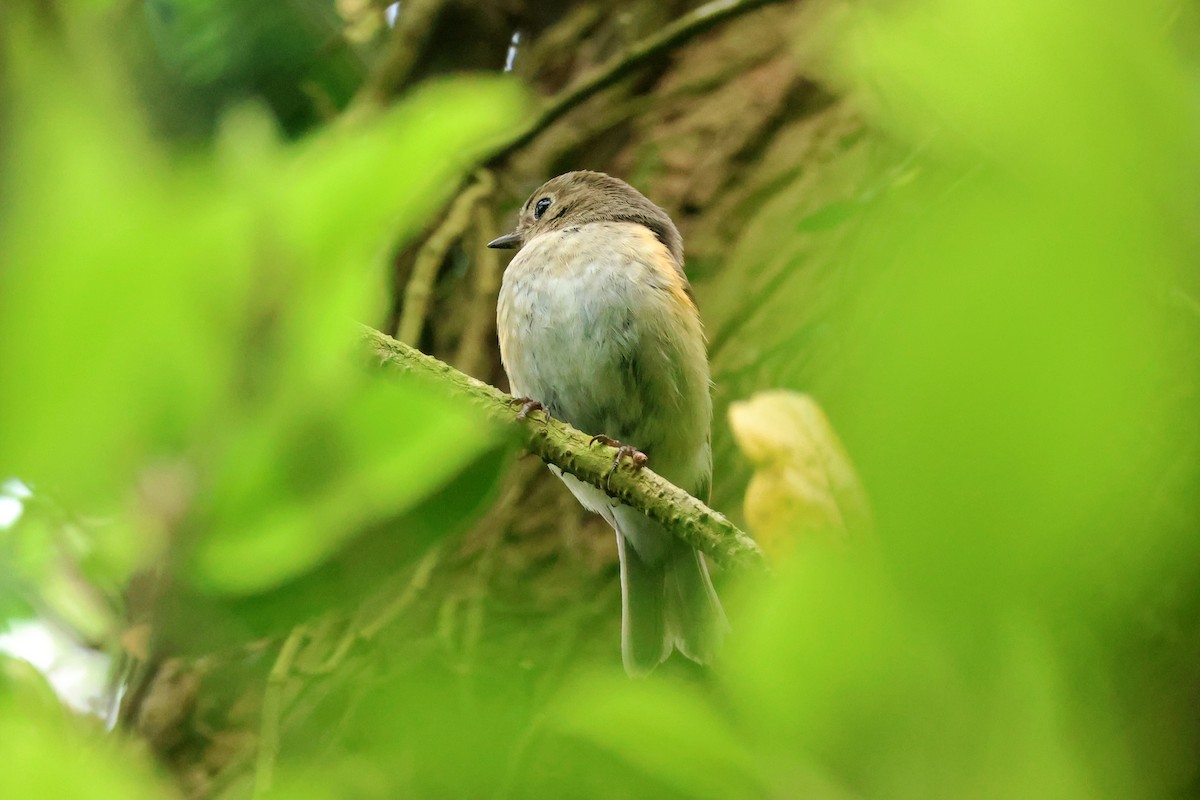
510;396;547;421
589;435;648;489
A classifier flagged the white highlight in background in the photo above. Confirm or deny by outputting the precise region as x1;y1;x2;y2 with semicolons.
0;620;112;717
504;31;521;73
0;478;31;529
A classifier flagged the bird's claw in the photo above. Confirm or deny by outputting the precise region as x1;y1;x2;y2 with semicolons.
510;396;547;421
589;435;648;489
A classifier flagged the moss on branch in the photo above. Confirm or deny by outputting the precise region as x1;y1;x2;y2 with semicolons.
362;325;765;570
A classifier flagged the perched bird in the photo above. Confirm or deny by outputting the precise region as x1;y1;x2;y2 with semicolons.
490;170;727;675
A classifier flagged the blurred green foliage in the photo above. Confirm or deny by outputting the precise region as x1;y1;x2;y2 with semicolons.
2;1;1199;799
133;0;368;136
535;1;1200;798
0;12;523;561
0;660;168;798
0;4;526;788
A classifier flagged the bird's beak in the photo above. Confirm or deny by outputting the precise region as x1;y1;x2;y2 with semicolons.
487;231;522;250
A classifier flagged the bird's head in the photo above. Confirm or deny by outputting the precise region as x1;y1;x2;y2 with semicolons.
487;170;683;264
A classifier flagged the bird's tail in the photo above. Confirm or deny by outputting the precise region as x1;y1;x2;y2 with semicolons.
614;508;728;676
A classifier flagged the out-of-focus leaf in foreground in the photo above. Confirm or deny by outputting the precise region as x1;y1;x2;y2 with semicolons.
0;661;169;797
540;2;1200;798
822;0;1198;616
192;376;497;595
0;14;525;606
549;673;761;800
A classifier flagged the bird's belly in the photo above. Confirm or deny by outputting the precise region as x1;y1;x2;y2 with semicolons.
496;222;712;494
498;265;646;441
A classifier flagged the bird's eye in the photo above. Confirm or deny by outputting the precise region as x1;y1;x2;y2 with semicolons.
534;197;552;219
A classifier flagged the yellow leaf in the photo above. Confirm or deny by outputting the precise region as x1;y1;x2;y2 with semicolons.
728;391;870;560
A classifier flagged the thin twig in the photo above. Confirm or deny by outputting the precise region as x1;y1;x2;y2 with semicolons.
363;325;765;570
254;626;307;798
351;0;444;111
358;544;445;640
486;0;790;163
452;191;503;376
457;463;536;669
292;545;445;677
398;171;496;345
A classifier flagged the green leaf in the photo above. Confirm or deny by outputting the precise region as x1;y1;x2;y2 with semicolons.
548;672;760;800
0;676;170;798
191;373;503;594
0;16;526;599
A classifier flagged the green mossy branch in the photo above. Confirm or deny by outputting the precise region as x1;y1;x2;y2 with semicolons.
397;170;496;346
362;325;765;570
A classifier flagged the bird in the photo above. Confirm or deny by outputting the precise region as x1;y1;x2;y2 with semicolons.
489;170;727;675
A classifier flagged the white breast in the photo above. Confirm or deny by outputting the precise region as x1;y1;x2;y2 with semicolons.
496;221;711;494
